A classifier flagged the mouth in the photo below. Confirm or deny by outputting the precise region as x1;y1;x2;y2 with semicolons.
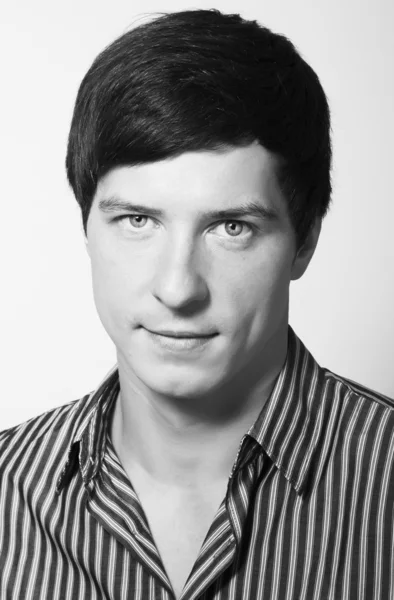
144;327;218;339
143;328;218;352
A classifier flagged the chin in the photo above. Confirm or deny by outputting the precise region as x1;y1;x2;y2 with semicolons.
116;331;232;398
136;363;224;400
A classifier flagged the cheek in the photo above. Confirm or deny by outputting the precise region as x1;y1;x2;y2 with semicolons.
222;251;291;344
221;271;290;386
224;248;291;310
89;250;136;321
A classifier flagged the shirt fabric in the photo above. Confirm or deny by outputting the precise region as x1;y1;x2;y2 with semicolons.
1;324;394;600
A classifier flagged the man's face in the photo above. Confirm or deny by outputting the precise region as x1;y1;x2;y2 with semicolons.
86;143;313;401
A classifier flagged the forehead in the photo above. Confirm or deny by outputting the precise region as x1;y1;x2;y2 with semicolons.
94;143;289;220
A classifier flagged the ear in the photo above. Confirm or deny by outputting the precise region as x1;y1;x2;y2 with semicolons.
291;218;322;281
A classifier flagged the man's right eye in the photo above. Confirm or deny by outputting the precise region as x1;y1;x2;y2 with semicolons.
114;214;152;229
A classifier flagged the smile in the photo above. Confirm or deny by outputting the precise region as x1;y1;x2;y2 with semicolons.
145;329;217;352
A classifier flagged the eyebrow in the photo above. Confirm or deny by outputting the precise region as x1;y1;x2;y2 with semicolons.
98;197;280;222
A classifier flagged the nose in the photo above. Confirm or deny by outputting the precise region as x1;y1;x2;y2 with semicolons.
152;236;209;310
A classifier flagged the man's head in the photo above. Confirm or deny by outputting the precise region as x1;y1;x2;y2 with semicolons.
66;9;331;255
66;10;331;402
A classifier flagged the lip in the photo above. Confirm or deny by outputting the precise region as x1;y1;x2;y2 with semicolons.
145;328;218;339
145;328;217;353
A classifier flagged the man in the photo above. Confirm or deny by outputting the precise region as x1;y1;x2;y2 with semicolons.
1;8;393;600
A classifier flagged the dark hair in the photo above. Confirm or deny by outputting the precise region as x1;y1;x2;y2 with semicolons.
66;9;332;253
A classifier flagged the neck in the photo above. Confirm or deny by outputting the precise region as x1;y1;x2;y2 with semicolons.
110;328;288;489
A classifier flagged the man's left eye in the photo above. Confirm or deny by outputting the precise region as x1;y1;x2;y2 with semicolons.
128;215;149;228
115;214;153;229
215;220;253;237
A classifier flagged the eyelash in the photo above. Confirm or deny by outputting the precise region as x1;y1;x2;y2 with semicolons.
113;214;255;237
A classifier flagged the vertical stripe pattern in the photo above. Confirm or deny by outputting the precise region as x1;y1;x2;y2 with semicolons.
1;324;394;599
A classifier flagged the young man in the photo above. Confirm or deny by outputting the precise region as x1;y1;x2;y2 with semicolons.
1;9;393;600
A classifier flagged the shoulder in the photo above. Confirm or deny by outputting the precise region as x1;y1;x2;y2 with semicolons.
317;367;394;456
0;393;93;475
321;367;394;411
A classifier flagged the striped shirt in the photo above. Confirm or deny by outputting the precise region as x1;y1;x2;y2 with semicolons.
1;324;394;600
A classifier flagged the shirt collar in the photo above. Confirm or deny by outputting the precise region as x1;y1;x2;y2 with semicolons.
247;324;327;494
56;324;325;496
56;365;120;495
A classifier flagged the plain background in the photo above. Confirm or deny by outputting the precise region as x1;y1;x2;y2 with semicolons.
1;0;393;429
